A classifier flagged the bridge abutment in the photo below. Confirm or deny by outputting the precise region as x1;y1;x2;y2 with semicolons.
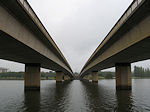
115;63;132;90
92;71;98;83
25;63;41;90
56;71;63;82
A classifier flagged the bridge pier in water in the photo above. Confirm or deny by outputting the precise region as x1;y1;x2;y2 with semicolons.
115;63;132;90
92;71;98;83
56;71;63;82
25;63;41;90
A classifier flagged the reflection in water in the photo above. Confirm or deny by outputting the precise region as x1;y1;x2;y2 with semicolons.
115;90;133;112
67;80;91;112
52;81;71;112
81;81;100;112
81;81;116;112
41;81;71;112
24;91;41;112
0;80;150;112
82;81;134;112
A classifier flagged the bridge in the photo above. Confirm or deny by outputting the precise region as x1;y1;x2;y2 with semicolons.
80;0;150;90
0;0;73;90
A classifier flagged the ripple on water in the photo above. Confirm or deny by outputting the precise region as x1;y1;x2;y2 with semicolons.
0;80;150;112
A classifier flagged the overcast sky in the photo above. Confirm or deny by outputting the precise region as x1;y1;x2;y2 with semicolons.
1;0;150;72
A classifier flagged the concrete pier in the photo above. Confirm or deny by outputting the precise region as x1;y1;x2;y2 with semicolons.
25;63;41;90
115;63;132;90
92;71;98;83
56;71;63;82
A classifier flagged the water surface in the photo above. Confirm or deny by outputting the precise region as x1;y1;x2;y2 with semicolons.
0;79;150;112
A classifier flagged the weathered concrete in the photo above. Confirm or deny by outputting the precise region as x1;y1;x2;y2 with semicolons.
115;63;132;90
56;71;63;82
92;71;98;83
25;64;41;90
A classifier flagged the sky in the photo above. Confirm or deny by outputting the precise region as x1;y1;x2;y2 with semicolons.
1;0;150;72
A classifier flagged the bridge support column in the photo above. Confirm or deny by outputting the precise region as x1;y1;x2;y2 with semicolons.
64;75;70;81
56;71;63;82
25;63;41;90
115;63;132;90
92;71;98;83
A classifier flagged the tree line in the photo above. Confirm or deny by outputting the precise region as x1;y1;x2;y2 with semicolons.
0;71;56;79
133;66;150;77
0;66;150;79
98;66;150;79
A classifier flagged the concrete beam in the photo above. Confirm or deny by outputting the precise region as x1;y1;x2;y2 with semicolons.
56;71;63;82
115;63;132;90
80;1;150;77
0;2;73;76
25;63;41;90
92;71;98;83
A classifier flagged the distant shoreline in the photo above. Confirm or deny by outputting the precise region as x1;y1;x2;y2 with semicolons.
0;72;56;80
0;77;150;80
0;77;56;80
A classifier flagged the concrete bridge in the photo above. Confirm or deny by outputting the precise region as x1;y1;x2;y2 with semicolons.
0;0;73;90
80;0;150;90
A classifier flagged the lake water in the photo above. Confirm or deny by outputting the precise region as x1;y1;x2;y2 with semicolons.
0;79;150;112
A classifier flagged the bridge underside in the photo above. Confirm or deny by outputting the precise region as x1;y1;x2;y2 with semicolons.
0;30;72;77
81;0;150;76
82;36;150;76
0;0;73;90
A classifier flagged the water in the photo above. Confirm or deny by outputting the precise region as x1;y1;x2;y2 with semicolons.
0;79;150;112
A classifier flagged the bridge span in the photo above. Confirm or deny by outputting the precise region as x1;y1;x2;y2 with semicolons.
80;0;150;90
0;0;73;90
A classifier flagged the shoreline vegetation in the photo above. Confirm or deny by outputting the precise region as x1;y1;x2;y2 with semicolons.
0;77;56;80
96;66;150;79
0;66;150;80
0;71;56;80
0;76;150;80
